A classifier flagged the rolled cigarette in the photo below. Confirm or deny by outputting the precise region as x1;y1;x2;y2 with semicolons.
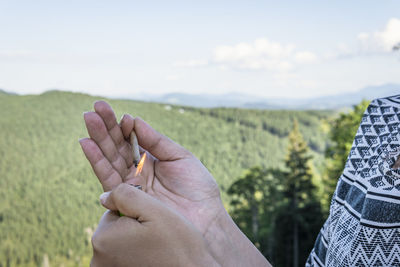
130;131;141;167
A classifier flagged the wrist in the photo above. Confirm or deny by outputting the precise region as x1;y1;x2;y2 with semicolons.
204;207;271;267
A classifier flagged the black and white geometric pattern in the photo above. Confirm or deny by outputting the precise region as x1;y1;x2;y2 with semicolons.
307;95;400;267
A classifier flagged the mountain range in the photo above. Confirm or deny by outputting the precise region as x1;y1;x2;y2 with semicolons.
133;83;400;110
1;83;399;110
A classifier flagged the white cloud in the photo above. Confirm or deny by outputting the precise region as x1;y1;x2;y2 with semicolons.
212;38;302;71
174;38;318;72
357;18;400;53
214;39;295;63
212;38;317;72
322;18;400;60
174;18;400;74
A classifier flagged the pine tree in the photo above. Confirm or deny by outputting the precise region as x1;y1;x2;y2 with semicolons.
274;120;323;267
227;166;283;260
228;166;266;245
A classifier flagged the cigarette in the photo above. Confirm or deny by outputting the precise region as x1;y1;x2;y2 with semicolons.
130;130;141;168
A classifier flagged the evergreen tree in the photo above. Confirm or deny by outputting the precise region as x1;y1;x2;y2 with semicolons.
227;166;283;261
274;120;323;267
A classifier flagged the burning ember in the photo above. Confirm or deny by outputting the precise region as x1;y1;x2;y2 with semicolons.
135;153;146;176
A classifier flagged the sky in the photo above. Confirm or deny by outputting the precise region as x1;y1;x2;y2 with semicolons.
0;0;399;99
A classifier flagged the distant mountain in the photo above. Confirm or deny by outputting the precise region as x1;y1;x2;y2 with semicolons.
137;83;400;110
254;83;400;110
1;83;399;109
151;92;265;108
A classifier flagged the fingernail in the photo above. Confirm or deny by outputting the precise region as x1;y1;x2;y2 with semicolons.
100;191;111;205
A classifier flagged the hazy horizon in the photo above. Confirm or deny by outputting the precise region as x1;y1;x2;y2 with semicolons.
2;82;398;100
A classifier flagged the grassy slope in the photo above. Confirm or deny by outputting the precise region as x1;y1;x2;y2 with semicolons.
0;91;331;266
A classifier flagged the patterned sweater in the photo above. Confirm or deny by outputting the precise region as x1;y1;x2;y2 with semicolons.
307;95;400;266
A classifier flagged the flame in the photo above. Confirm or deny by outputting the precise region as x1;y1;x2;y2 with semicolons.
135;153;146;176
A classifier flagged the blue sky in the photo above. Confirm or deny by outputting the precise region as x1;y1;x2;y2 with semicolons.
0;0;399;98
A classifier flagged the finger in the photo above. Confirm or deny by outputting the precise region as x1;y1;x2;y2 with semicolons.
79;138;123;191
94;101;134;167
120;114;135;140
133;117;191;161
94;101;125;146
84;111;128;177
101;183;167;221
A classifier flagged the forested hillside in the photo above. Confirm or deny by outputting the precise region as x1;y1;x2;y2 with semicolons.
0;91;332;266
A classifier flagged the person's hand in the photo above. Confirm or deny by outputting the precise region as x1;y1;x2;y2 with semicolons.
91;183;218;267
79;101;223;236
80;101;270;266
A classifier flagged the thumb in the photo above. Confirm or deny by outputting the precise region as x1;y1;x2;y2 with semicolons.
100;183;165;221
120;115;191;161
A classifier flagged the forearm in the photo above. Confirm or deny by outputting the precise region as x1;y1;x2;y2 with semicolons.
204;209;272;267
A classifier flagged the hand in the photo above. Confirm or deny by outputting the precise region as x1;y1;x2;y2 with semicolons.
91;183;218;267
80;101;270;266
79;101;223;236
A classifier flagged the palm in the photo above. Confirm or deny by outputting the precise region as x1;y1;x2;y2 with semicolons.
80;101;223;234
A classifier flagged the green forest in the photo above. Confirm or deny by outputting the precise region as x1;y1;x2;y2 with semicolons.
0;90;365;266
